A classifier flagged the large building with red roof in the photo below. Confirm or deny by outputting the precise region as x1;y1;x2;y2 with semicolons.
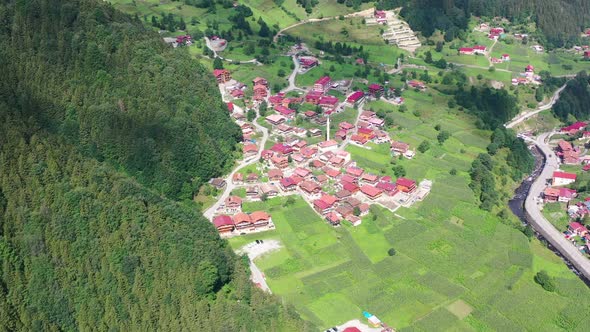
396;177;417;193
314;76;332;92
213;69;231;83
347;91;365;105
552;171;577;186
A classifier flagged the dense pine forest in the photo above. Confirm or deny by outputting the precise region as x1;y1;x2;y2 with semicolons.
377;0;590;47
0;0;311;330
552;71;590;122
1;0;241;201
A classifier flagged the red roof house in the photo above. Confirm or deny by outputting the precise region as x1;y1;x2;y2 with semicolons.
360;185;383;200
299;56;318;69
213;215;235;233
319;95;339;109
459;47;474;55
314;76;331;92
280;177;297;191
552;171;577;186
368;83;384;97
252;77;268;86
396;177;417;193
347;91;365;104
351;134;368;145
376;181;398;196
271;143;294;155
275;105;295;117
305;90;323;104
325;211;341;226
213;69;231;83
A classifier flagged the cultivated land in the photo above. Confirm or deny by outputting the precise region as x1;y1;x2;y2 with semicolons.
108;1;590;330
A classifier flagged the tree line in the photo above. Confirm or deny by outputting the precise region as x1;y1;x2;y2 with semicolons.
377;0;590;48
552;71;590;123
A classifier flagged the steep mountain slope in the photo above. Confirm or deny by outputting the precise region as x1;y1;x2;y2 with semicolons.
0;0;312;330
0;0;241;200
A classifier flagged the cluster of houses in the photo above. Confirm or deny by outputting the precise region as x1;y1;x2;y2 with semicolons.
511;65;541;85
555;139;581;165
563;221;590;252
224;131;428;227
163;34;193;48
214;70;270;104
542;171;577;204
491;54;511;64
212;196;274;236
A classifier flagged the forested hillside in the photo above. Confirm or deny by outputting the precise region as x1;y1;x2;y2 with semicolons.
0;0;241;200
377;0;590;47
552;71;590;122
0;0;311;330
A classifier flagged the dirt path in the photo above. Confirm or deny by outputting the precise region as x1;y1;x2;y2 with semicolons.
236;240;282;294
204;36;261;65
273;8;375;42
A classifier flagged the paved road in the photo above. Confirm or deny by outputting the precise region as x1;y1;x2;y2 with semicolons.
505;83;568;129
339;99;365;149
203;104;269;220
522;133;590;279
283;55;305;93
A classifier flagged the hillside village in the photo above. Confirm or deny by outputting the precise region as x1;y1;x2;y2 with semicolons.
208;49;432;237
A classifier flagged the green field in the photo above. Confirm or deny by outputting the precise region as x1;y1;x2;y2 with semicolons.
229;193;590;330
229;87;590;330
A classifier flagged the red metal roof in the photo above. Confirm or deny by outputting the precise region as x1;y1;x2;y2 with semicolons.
347;91;365;102
213;215;233;227
553;171;577;180
319;95;339;105
313;199;330;210
315;76;331;85
396;177;416;187
360;185;383;197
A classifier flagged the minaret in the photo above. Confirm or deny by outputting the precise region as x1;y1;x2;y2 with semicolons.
326;115;330;141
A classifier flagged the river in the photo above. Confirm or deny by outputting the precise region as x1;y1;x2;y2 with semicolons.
509;145;590;285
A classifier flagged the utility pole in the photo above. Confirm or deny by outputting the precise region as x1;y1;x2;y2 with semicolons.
326;114;330;141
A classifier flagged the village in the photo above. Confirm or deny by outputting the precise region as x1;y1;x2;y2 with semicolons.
537;121;590;256
206;32;432;238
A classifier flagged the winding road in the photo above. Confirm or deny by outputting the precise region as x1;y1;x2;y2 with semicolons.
522;133;590;279
505;83;568;129
272;8;375;43
283;55;305;93
505;79;590;280
204;37;262;65
203;104;269;220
